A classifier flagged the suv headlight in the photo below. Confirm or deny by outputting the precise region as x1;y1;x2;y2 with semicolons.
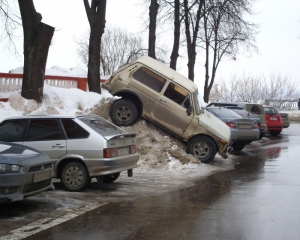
0;164;21;174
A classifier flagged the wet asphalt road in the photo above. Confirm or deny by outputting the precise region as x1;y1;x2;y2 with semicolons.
20;123;300;240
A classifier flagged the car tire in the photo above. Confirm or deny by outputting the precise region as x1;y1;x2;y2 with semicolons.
186;136;217;163
103;172;121;183
269;131;281;136
110;99;139;126
232;142;246;151
61;161;89;192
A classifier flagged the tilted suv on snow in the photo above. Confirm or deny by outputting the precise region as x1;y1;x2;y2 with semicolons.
102;56;231;163
0;115;140;192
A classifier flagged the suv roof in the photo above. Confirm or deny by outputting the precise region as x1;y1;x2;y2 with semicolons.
127;56;198;92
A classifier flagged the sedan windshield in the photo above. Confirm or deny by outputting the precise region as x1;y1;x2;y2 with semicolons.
207;108;242;119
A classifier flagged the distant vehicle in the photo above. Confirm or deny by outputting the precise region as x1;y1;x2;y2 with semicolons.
102;55;231;163
207;102;268;138
279;112;290;128
0;115;140;192
263;106;283;136
224;107;264;139
206;107;260;151
0;142;53;203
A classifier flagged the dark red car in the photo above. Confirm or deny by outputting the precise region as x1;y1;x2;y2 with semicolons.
263;106;283;136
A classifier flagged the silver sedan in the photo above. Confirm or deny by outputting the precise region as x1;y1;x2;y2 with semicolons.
205;107;260;151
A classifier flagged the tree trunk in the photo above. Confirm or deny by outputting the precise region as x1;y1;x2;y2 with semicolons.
84;0;107;94
183;0;204;81
148;0;159;59
18;0;54;103
170;0;180;70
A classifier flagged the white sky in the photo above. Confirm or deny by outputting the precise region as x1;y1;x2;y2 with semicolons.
1;0;300;94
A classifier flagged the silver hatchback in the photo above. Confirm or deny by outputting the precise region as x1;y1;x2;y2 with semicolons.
0;115;140;192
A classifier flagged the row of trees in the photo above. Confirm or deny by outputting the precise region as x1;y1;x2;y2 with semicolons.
209;73;300;103
1;0;257;103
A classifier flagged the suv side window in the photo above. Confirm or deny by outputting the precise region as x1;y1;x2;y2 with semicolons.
0;120;28;142
250;105;261;114
164;83;191;109
26;120;64;141
132;67;166;92
61;119;90;139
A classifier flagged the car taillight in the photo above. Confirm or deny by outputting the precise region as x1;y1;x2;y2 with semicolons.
103;148;118;158
226;122;236;128
129;145;136;154
253;122;259;129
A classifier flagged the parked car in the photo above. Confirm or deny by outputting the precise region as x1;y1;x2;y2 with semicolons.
279;112;290;128
224;107;264;139
0;141;53;203
205;107;260;151
102;56;231;163
263;106;283;136
207;102;268;138
0;115;140;192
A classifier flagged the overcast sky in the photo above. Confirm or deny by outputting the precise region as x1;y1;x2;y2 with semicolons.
1;0;300;93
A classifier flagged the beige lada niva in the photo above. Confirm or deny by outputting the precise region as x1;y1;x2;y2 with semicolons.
102;56;231;163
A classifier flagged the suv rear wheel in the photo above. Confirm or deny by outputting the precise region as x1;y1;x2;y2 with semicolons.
110;99;139;126
186;136;217;163
61;161;89;192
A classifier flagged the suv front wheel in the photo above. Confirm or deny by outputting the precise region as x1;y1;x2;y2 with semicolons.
186;136;217;163
110;99;139;126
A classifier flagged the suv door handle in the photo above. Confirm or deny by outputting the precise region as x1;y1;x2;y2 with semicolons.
52;144;65;148
159;98;166;103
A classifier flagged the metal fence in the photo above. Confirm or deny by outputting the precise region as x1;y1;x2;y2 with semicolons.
266;100;300;110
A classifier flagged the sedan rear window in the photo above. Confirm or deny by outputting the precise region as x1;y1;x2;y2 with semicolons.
80;117;125;137
208;108;242;119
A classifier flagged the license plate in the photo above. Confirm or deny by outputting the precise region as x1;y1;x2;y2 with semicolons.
270;117;277;120
33;170;51;183
118;147;129;156
238;124;251;129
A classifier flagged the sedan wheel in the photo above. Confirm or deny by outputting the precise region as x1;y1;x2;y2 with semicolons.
61;162;89;192
103;172;121;183
270;131;281;136
232;142;246;151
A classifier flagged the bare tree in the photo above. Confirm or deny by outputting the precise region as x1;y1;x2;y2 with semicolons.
148;0;159;59
18;0;54;103
0;0;21;54
198;0;257;103
76;25;147;75
83;0;107;94
210;73;300;103
183;0;205;81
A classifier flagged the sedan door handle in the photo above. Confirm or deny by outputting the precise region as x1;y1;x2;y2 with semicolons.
159;98;166;103
52;144;65;148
